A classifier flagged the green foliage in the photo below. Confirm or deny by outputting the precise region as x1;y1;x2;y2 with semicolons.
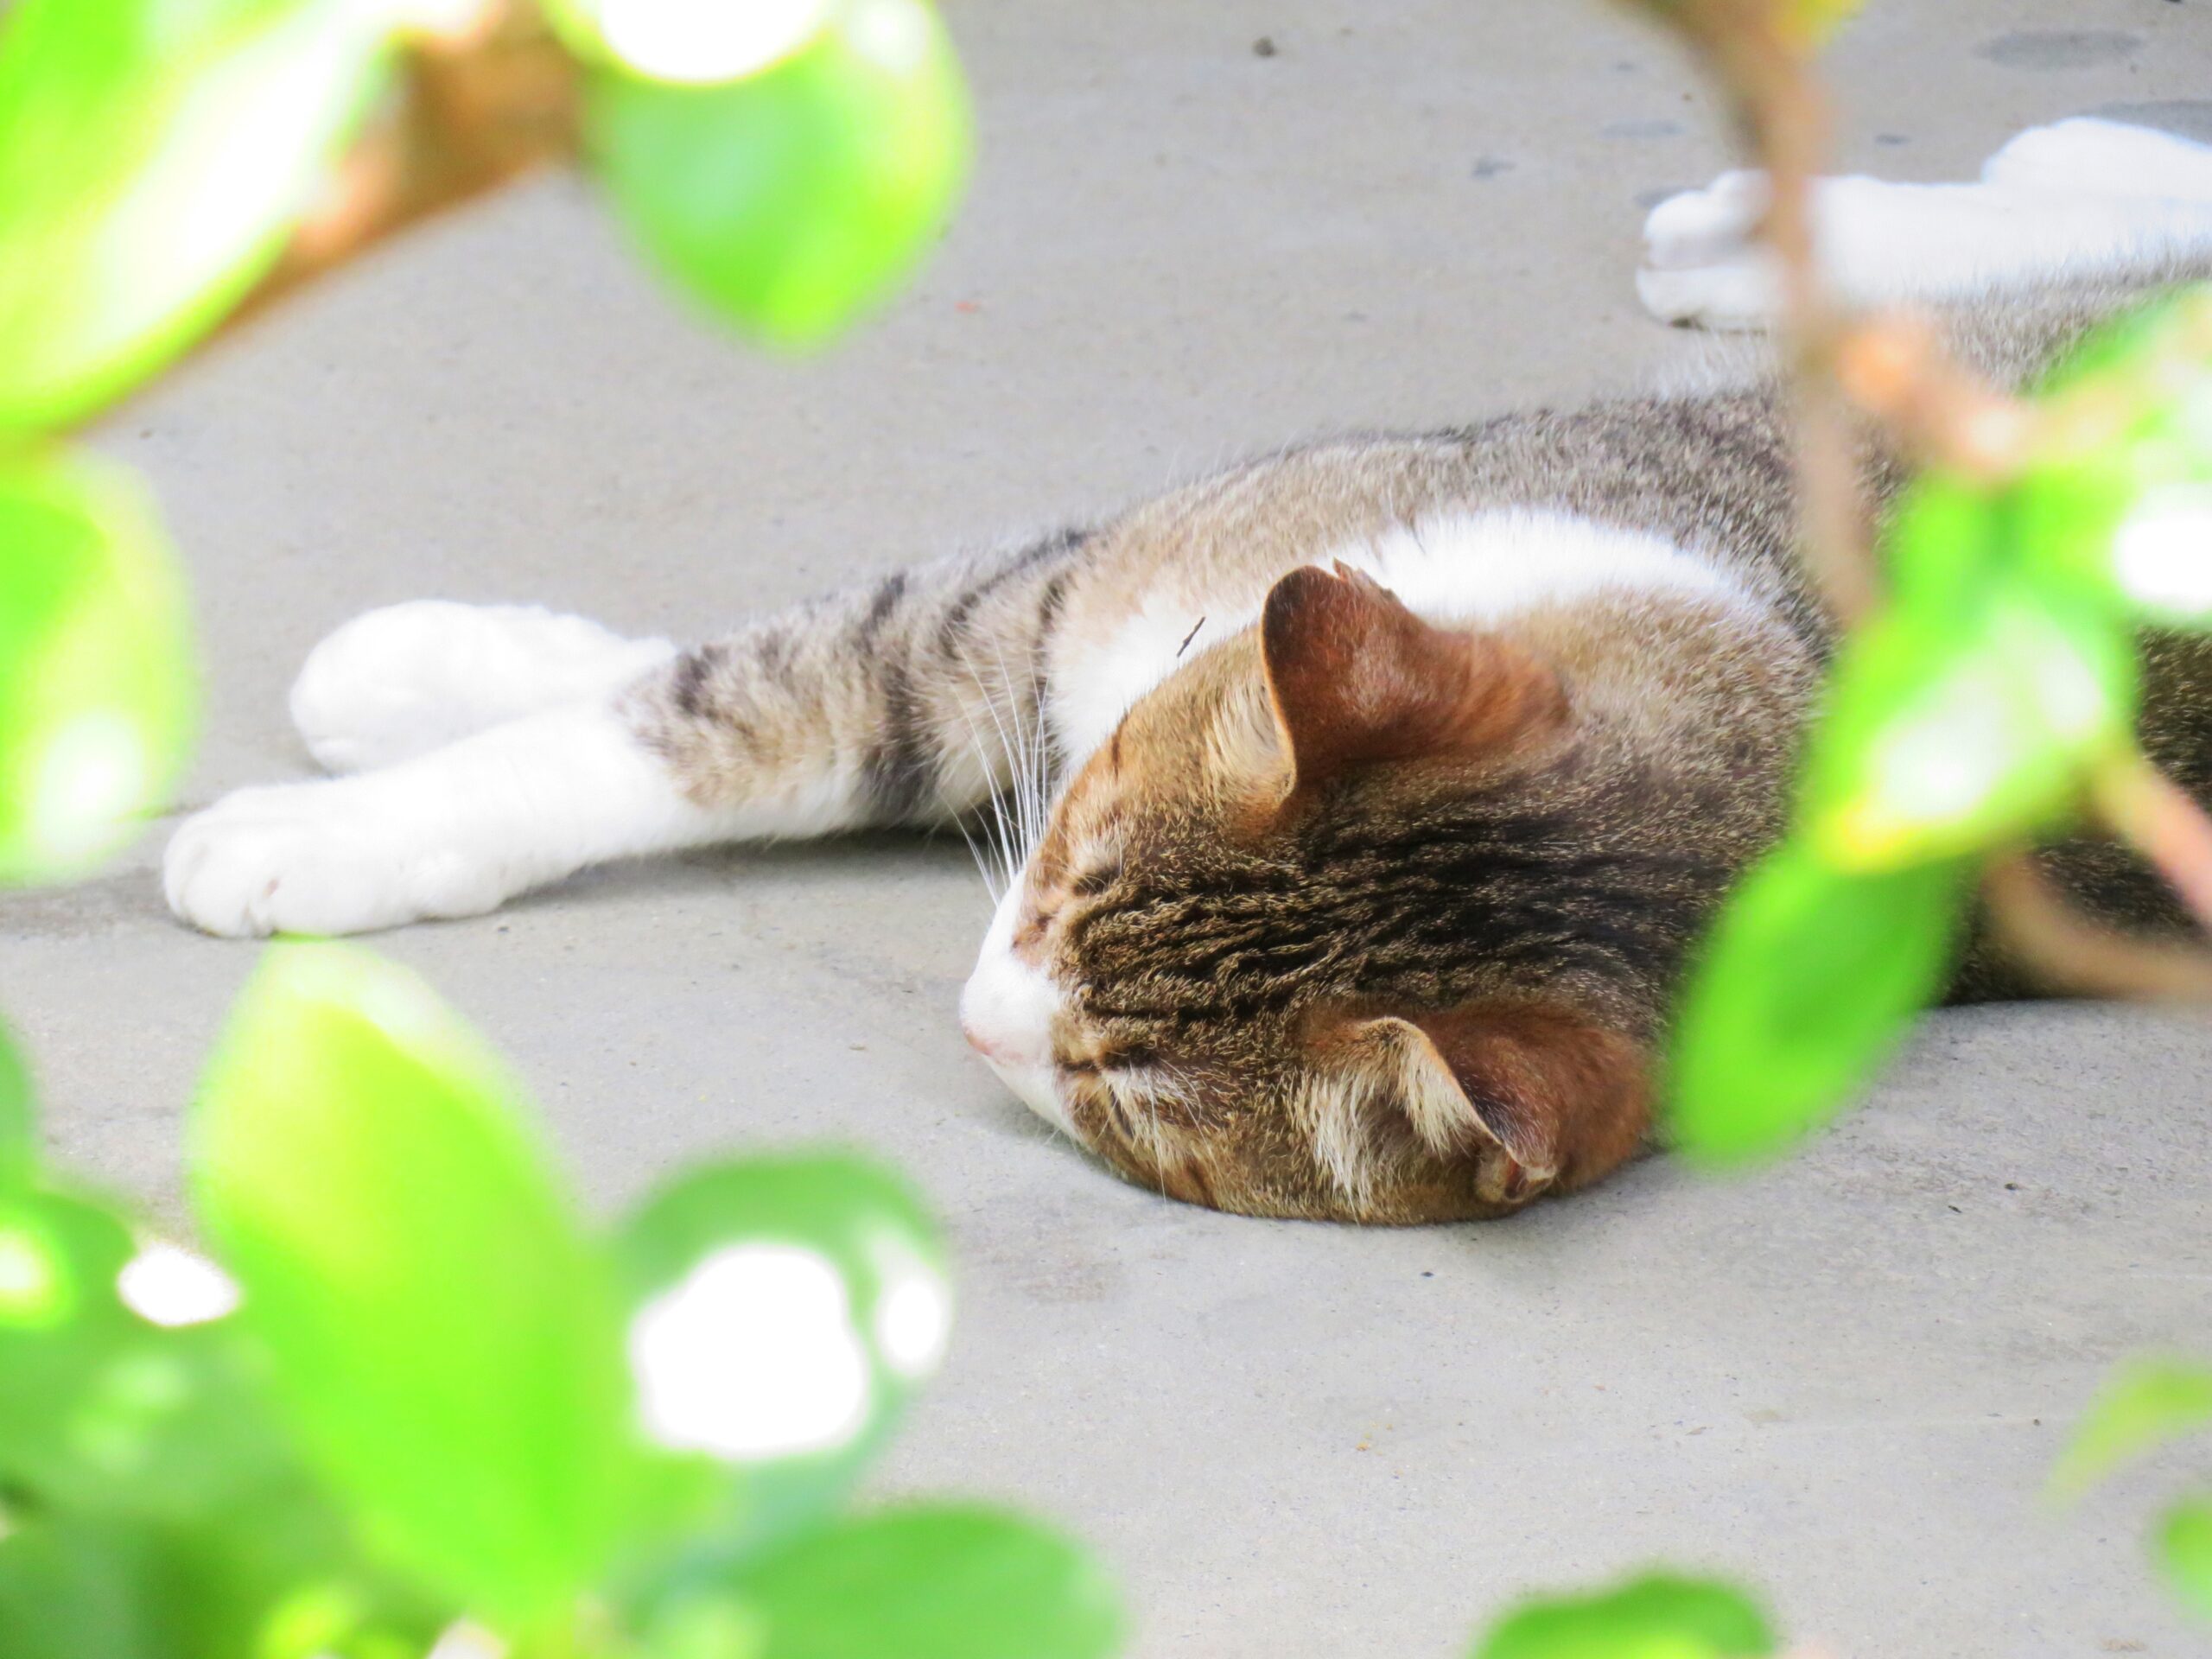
194;943;639;1622
1474;1573;1776;1659
2159;1500;2212;1623
0;451;194;885
589;0;971;348
731;1504;1123;1659
0;1020;32;1183
1669;287;2212;1165
1669;846;1966;1163
613;1152;950;1568
0;0;386;433
2051;1356;2212;1624
0;942;1118;1656
0;1076;437;1659
2053;1357;2212;1498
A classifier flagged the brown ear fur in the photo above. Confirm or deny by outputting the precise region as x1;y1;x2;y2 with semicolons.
1368;1002;1651;1205
1259;563;1564;794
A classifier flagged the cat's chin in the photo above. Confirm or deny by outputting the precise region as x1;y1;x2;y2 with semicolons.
980;1052;1067;1133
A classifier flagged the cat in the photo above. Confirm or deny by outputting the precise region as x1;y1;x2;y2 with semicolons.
165;118;2212;1224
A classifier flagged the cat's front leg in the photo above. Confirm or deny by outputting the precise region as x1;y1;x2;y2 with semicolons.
164;702;727;937
165;526;1106;936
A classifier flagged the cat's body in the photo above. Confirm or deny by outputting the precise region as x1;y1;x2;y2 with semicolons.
167;120;2212;1222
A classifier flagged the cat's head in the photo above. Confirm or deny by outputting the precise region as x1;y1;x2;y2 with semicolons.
962;563;1730;1224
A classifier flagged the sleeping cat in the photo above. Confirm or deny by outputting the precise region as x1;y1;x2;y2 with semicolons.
164;118;2212;1223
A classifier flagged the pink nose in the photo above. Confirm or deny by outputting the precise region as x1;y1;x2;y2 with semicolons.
962;1016;1016;1065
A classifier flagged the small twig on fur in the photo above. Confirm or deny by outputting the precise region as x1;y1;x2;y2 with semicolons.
1983;855;2212;1002
1832;317;2035;482
2092;752;2212;940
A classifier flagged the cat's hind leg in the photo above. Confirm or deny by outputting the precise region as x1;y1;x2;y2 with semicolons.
290;601;676;773
1639;161;2212;330
1981;118;2212;203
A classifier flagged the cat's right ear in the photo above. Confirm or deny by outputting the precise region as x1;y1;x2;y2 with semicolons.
1258;563;1563;798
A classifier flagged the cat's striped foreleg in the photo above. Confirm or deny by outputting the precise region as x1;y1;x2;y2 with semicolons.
163;529;1099;937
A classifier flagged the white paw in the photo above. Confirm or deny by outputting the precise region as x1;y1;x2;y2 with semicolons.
1637;170;1783;330
291;601;673;773
1982;118;2212;203
164;777;505;938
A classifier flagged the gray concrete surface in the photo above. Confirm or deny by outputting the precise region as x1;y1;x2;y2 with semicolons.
3;2;2209;1653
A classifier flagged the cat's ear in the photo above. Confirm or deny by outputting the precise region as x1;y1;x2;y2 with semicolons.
1351;1001;1651;1205
1259;563;1563;795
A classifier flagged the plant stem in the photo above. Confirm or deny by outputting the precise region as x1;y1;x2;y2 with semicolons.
236;4;580;331
1984;854;2212;1002
70;1;581;442
2093;751;2212;938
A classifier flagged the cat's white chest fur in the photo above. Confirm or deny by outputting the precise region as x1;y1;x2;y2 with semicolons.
1046;508;1751;761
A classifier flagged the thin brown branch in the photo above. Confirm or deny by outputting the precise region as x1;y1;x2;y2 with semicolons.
2092;751;2212;939
1984;854;2212;1003
220;2;581;341
1637;0;2212;1011
1649;0;1877;625
1832;316;2034;482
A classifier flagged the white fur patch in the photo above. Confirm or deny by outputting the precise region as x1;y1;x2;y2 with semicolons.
164;705;737;937
1641;122;2212;329
1050;509;1747;760
959;885;1065;1128
1981;118;2212;205
292;601;676;774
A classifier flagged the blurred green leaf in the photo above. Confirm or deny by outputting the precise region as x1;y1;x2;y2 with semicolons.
638;1594;767;1659
1807;511;2137;873
193;942;636;1620
2052;1357;2212;1499
589;0;970;348
546;0;834;83
2108;482;2212;627
0;1503;441;1659
0;1020;31;1186
613;1152;950;1573
2160;1499;2212;1623
0;1185;138;1499
0;1516;165;1659
1669;842;1966;1165
731;1504;1122;1659
2030;287;2212;627
0;0;386;431
0;1174;307;1528
1475;1573;1776;1659
0;451;194;886
0;1187;333;1535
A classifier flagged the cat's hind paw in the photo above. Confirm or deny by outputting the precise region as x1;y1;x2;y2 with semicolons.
291;601;672;774
1636;169;1782;331
1981;118;2212;204
163;778;502;938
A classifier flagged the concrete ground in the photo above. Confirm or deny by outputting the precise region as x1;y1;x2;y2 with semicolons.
5;1;2210;1653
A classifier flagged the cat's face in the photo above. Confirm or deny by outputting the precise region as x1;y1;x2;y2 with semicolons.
961;565;1673;1224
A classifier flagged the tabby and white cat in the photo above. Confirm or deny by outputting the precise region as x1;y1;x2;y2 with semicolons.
166;119;2212;1223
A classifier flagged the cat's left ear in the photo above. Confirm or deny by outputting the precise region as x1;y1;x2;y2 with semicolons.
1355;1001;1651;1205
1259;563;1564;796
